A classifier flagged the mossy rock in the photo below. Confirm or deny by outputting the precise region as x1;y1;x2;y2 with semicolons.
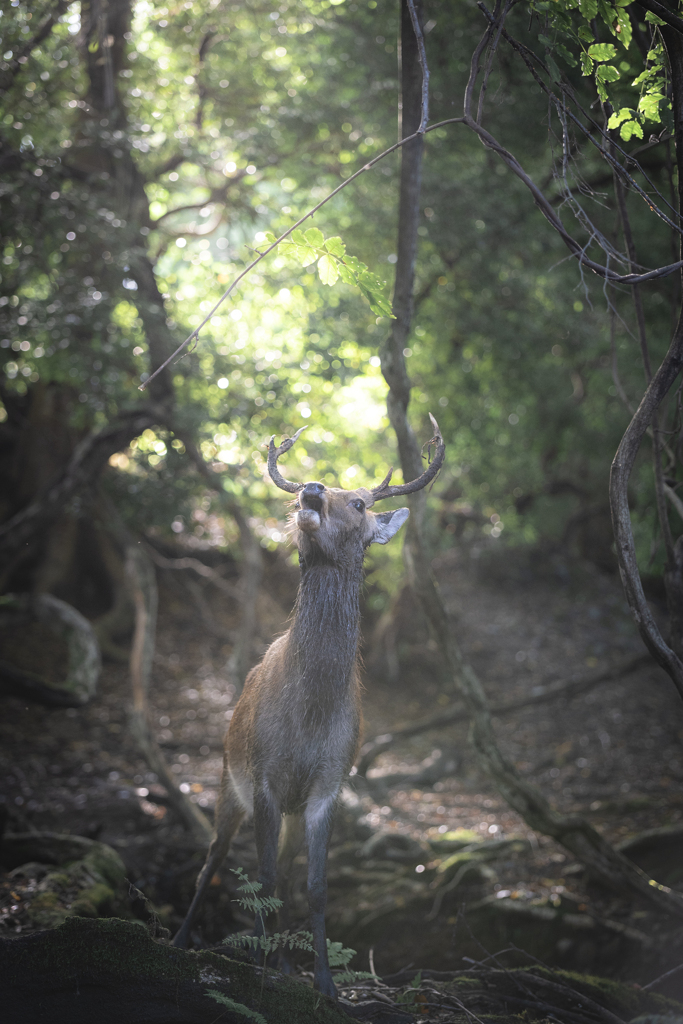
0;916;353;1024
435;837;531;881
1;832;130;932
0;593;100;706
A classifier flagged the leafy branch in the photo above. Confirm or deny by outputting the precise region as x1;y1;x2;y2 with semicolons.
532;0;672;141
259;228;394;318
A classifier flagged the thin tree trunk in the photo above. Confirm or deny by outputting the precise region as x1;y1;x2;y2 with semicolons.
379;0;683;918
101;498;212;841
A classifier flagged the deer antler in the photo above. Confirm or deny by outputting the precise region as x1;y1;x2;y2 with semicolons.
371;413;445;501
267;426;307;493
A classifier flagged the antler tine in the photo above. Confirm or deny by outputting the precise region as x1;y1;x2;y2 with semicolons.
371;413;445;501
267;425;307;493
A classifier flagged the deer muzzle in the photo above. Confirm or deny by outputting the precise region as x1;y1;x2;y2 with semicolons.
297;482;325;531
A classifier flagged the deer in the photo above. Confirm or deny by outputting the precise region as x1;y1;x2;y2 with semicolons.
173;415;445;999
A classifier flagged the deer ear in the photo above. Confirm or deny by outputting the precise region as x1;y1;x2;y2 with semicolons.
369;507;410;545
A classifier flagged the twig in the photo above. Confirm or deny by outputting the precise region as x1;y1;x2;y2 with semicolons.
145;544;239;598
665;482;683;521
642;960;683;990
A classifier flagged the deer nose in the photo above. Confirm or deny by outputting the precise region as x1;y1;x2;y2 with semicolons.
302;481;325;495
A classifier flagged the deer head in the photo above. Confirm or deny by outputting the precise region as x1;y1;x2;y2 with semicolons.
266;415;445;563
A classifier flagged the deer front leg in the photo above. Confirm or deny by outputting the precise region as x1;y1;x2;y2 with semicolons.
304;792;338;1000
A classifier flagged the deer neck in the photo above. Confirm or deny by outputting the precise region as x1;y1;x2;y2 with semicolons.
287;547;363;691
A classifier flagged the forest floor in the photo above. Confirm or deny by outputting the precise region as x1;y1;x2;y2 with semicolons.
2;535;683;996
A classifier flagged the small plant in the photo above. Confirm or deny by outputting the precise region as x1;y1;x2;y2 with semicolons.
395;971;423;1004
327;940;375;984
220;868;370;994
205;990;267;1024
221;866;316;960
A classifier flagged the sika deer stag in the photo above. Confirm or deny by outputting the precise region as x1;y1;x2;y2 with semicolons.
174;416;445;999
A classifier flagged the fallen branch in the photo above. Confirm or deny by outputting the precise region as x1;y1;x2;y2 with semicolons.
357;653;650;775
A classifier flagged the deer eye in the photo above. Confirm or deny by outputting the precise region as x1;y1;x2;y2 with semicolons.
351;499;365;513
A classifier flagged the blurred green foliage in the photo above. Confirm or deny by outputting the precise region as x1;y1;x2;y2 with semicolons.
0;0;679;609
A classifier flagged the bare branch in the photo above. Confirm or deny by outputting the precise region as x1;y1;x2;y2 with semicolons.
405;0;430;132
357;652;651;775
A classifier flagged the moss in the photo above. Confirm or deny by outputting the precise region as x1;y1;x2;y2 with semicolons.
517;968;683;1018
71;882;115;918
2;918;352;1023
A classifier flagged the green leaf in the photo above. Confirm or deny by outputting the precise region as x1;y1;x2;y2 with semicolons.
337;263;356;287
546;55;562;83
324;235;346;258
639;91;665;121
264;231;277;244
645;9;665;25
620;118;643;140
304;227;324;248
614;8;631;48
632;68;653;87
580;51;594;75
317;254;339;285
369;296;394;318
88;40;99;53
343;254;367;273
578;0;598;18
556;43;578;68
291;229;307;245
578;24;594;42
596;64;619;82
607;107;633;128
587;43;617;61
597;0;615;29
292;244;318;267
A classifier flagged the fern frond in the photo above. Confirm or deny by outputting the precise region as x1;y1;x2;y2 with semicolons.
326;939;357;968
333;970;376;985
205;990;266;1024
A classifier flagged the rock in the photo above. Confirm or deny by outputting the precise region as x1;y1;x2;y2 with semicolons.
0;594;100;706
0;831;131;933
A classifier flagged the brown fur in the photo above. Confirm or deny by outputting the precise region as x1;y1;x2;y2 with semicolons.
173;481;409;999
